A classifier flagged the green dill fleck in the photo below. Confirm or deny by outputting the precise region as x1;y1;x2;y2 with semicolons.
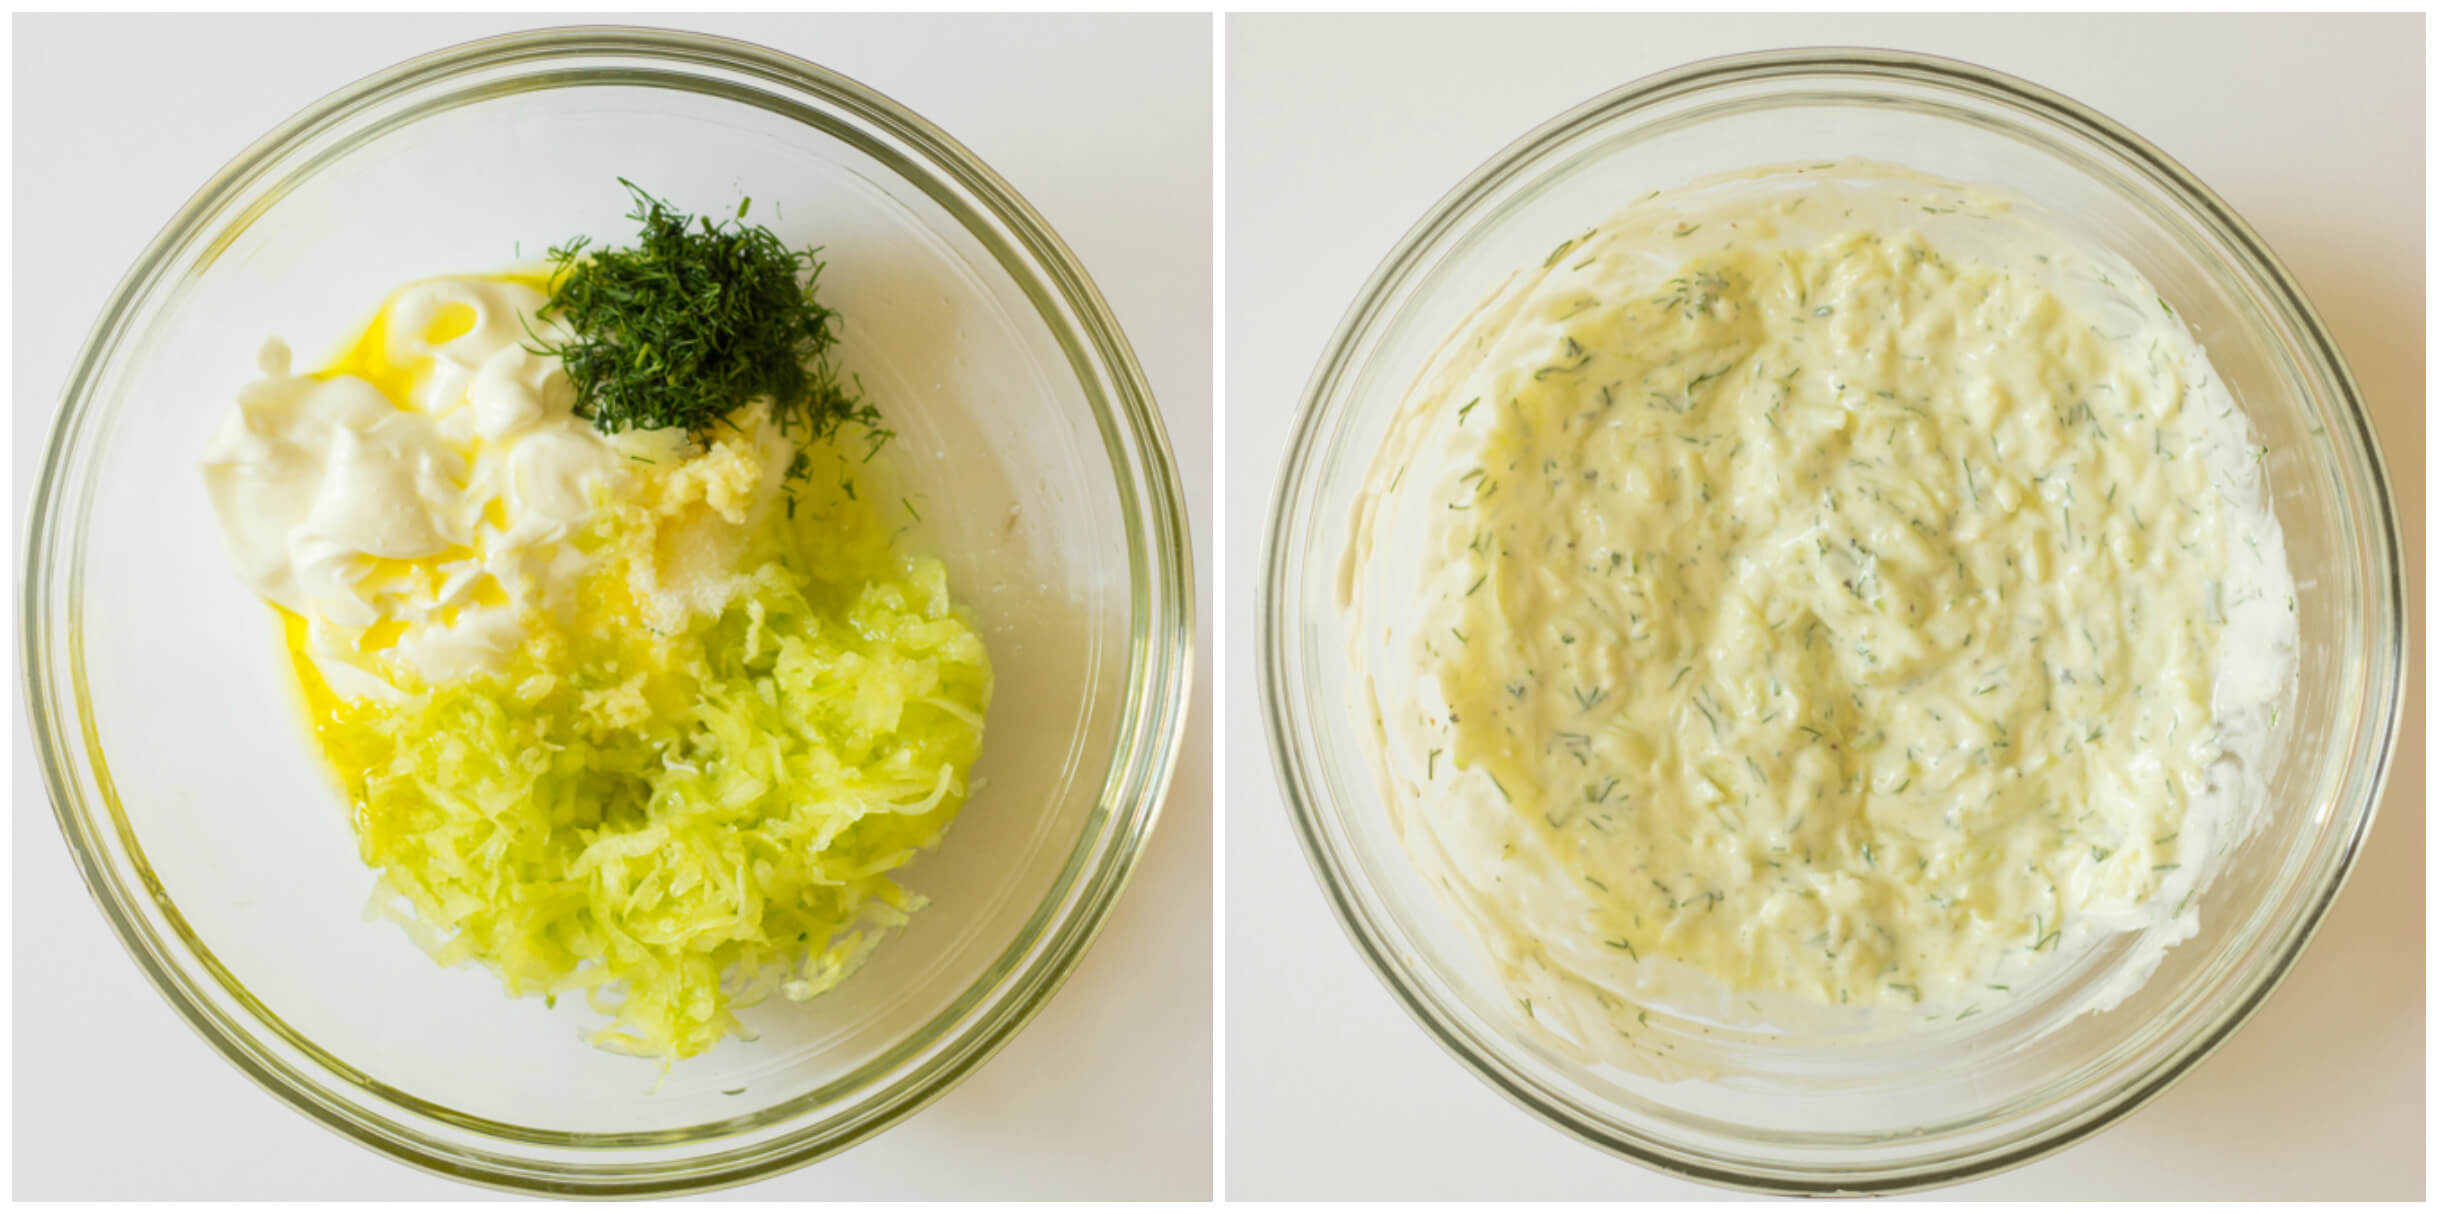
782;449;812;518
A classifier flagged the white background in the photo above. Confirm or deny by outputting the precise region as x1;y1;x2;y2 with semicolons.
1227;12;2424;1201
12;13;1212;1200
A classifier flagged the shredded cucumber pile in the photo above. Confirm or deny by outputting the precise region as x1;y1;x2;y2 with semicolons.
326;458;991;1061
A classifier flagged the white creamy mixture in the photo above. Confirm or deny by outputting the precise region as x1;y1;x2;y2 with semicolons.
1347;164;2295;1054
201;278;633;699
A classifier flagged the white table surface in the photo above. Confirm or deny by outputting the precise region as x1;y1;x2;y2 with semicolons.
1224;12;2424;1201
11;13;1213;1201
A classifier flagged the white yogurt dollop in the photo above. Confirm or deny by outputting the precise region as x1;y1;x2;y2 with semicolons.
201;278;624;697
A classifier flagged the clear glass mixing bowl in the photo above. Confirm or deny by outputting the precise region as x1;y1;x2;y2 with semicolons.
21;27;1192;1196
1260;48;2404;1194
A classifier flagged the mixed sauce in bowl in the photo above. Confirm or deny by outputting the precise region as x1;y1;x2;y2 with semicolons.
1348;163;2297;1059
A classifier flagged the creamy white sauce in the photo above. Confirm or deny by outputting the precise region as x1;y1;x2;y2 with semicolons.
201;278;626;697
1347;164;2296;1063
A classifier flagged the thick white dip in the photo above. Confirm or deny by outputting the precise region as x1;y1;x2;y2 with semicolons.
1347;163;2296;1054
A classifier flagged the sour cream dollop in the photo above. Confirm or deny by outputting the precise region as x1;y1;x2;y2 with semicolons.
201;278;625;698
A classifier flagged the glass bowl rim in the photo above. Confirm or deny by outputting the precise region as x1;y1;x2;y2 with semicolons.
1258;44;2405;1196
20;23;1195;1197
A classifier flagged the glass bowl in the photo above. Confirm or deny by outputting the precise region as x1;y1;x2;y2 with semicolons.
21;26;1192;1196
1259;48;2403;1194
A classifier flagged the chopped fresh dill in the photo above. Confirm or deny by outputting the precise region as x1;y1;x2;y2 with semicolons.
534;180;886;462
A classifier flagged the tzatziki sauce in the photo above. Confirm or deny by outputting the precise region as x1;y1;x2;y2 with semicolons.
1345;163;2297;1064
